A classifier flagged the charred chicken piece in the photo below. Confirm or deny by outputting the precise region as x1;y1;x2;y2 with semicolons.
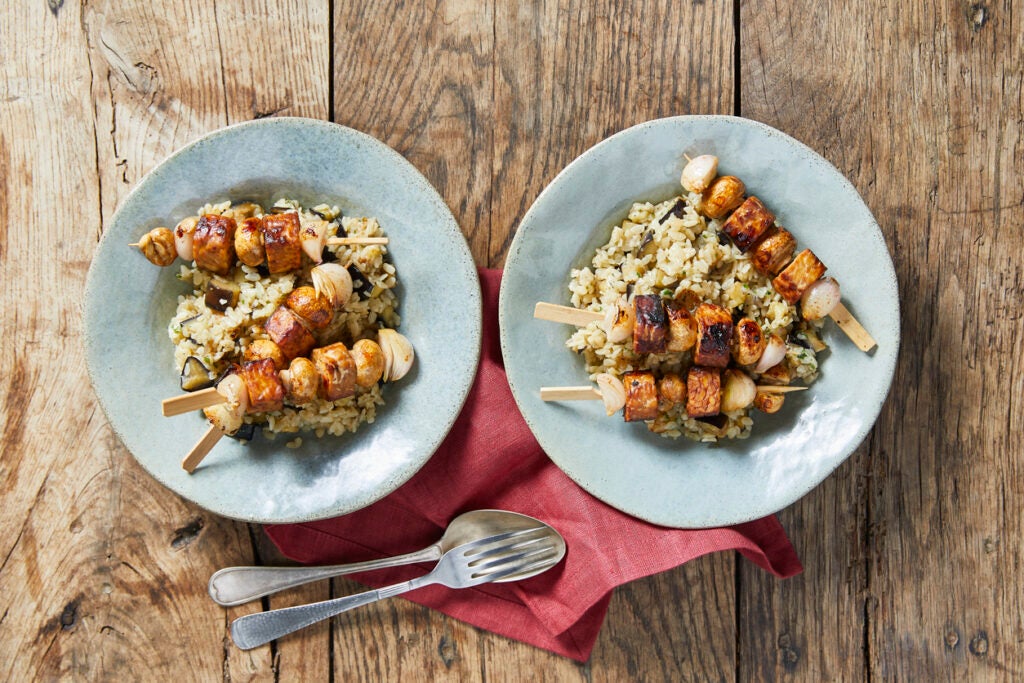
693;303;733;368
264;306;317;360
622;370;659;422
632;294;668;354
261;212;302;274
239;358;285;413
311;342;357;401
720;196;775;252
193;214;238;275
686;366;722;418
773;249;827;304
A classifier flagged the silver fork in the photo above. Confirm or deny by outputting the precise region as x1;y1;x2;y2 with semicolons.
230;527;565;650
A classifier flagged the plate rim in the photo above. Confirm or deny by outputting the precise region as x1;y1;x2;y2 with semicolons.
84;116;482;523
499;114;900;528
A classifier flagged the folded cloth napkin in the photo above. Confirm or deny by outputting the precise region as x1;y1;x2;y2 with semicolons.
266;268;802;661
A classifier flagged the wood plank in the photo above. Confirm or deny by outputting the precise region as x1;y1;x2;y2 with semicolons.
738;0;1024;680
333;0;494;265
0;1;326;679
491;0;738;678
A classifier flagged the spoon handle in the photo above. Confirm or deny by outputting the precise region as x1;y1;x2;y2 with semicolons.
230;576;429;650
208;545;441;606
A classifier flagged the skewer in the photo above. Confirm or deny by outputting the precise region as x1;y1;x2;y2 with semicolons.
162;387;225;417
182;424;225;473
534;297;872;351
533;302;603;327
540;383;805;402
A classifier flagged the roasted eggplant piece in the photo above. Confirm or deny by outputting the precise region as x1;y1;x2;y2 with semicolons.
204;277;241;312
692;303;733;368
179;356;213;392
773;249;827;303
347;264;375;298
686;366;721;417
623;370;659;422
239;358;285;413
632;294;668;354
264;306;317;360
720;196;775;252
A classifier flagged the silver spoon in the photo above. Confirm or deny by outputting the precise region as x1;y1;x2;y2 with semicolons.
209;509;562;606
230;522;566;650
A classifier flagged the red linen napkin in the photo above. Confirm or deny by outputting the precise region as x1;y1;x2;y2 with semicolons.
266;268;801;661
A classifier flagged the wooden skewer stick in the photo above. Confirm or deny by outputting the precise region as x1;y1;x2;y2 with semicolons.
182;424;225;474
828;303;876;352
128;242;141;247
533;302;603;327
536;299;876;354
754;385;808;394
162;387;225;417
326;236;389;246
540;386;602;401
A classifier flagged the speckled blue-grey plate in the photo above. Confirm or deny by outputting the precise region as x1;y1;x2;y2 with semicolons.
499;115;898;528
85;118;480;523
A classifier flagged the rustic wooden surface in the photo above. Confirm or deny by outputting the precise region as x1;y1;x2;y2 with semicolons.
1;0;1021;679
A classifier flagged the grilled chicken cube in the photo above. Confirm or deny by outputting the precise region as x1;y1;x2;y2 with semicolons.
773;249;827;303
623;371;659;422
312;342;358;401
239;358;285;413
686;366;721;417
700;175;746;219
261;212;302;274
193;214;237;275
720;196;775;252
632;294;668;354
243;339;286;372
665;300;697;352
693;303;733;368
280;357;319;405
732;317;767;366
749;227;797;276
285;286;333;329
264;306;317;360
657;372;687;407
235;216;266;268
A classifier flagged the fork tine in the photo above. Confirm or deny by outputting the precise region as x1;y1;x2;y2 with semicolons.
461;526;548;557
468;545;561;579
465;535;553;565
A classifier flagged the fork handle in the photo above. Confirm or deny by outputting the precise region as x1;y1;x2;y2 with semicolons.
208;546;441;606
230;577;429;650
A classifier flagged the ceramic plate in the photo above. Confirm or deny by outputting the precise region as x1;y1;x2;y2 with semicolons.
85;118;481;523
499;115;899;528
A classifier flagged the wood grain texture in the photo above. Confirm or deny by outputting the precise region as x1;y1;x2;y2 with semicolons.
740;0;1024;680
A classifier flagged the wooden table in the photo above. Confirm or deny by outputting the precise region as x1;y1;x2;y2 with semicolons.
3;0;1021;679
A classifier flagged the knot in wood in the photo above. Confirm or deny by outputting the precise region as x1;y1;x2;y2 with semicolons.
969;631;989;656
967;3;989;31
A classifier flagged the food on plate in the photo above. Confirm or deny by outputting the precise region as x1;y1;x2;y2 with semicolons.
565;156;831;441
162;199;412;442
